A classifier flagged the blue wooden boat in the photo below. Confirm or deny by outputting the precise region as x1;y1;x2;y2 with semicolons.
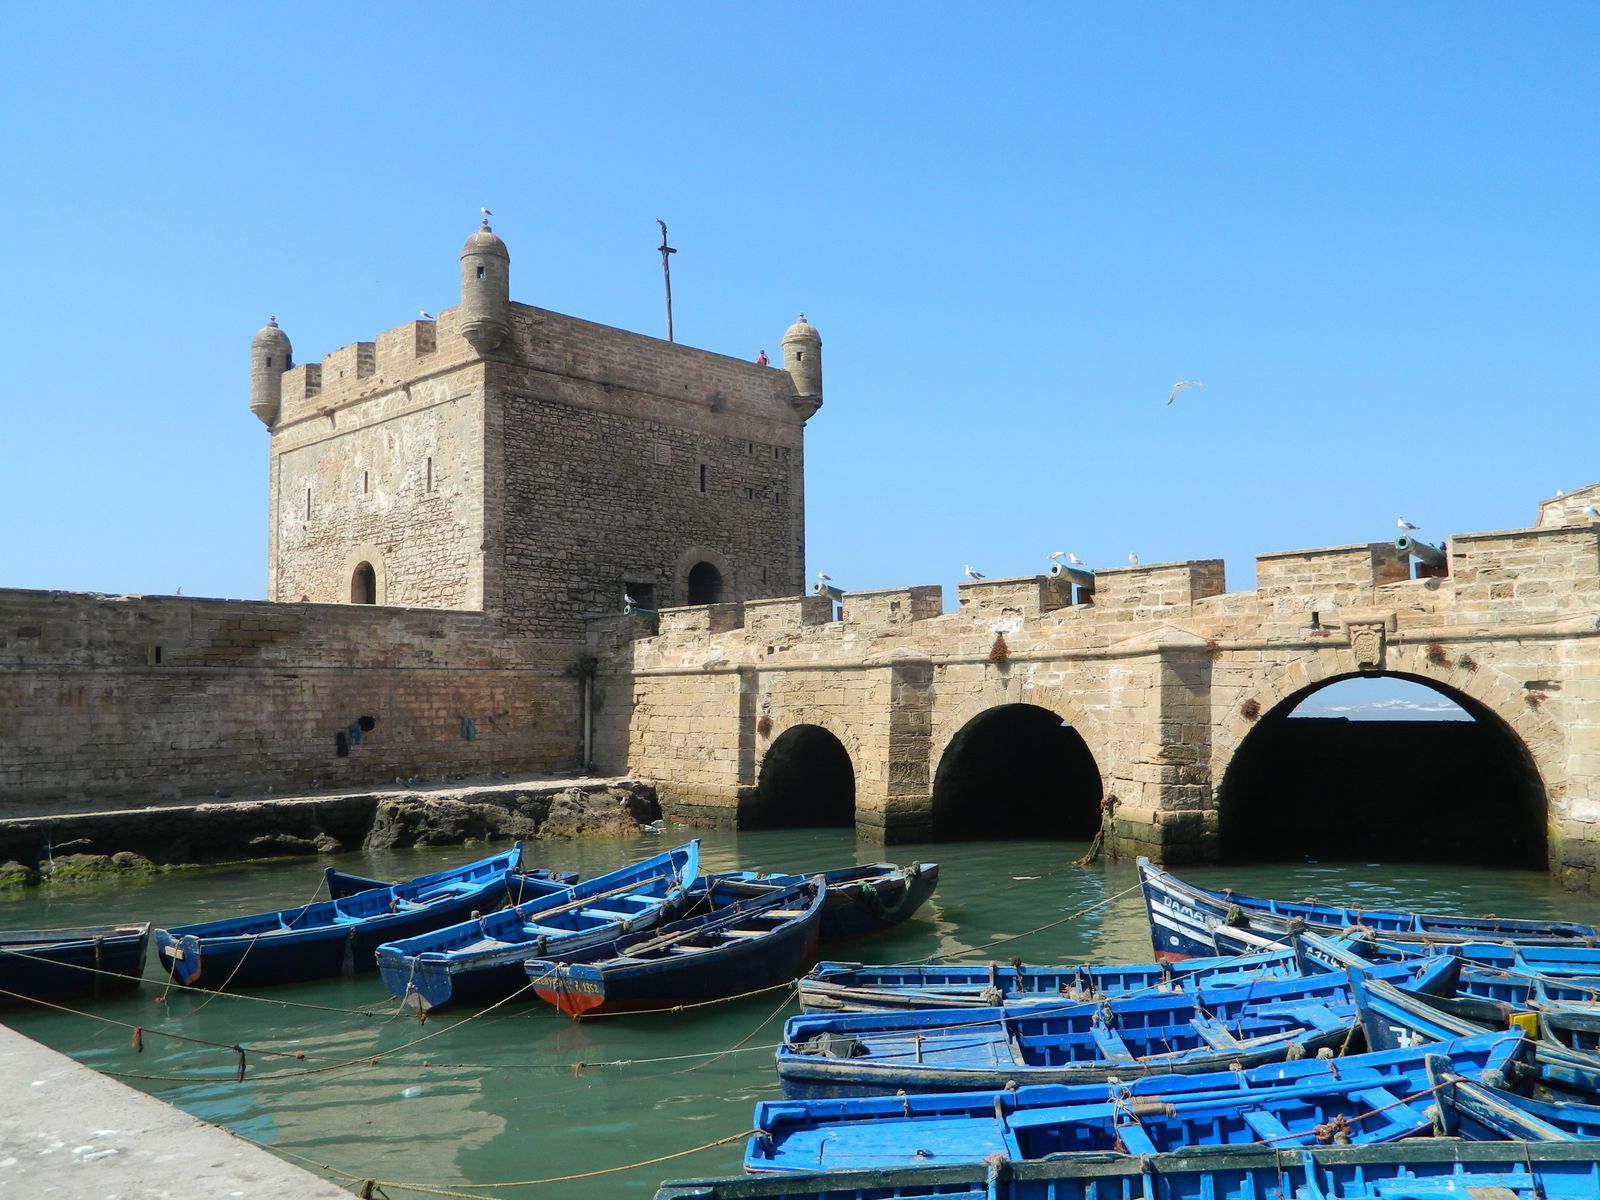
798;945;1312;1014
747;1031;1525;1173
657;1142;1600;1200
327;863;576;900
1139;855;1598;961
375;842;699;1010
525;875;825;1017
702;862;937;942
1295;929;1600;1011
154;843;522;989
775;956;1461;1099
0;922;152;1004
1429;1057;1600;1141
1351;972;1600;1102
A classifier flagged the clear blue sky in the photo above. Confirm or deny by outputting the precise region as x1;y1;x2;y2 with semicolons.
3;5;1596;624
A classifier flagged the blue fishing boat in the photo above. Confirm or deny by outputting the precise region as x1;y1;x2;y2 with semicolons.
703;862;937;942
375;842;699;1010
1139;856;1598;961
1295;929;1600;1011
1351;973;1600;1101
775;956;1460;1099
1429;1057;1600;1141
657;1142;1600;1200
747;1031;1525;1172
798;945;1312;1013
154;843;523;989
525;875;825;1017
0;922;152;1004
327;863;576;900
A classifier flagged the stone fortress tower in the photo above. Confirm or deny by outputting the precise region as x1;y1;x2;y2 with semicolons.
250;219;822;638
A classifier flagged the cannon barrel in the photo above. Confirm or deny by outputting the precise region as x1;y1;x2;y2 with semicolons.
1048;561;1096;590
1395;534;1445;567
811;582;845;602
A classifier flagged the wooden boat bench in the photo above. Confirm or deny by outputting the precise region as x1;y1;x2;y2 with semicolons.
1240;1107;1294;1143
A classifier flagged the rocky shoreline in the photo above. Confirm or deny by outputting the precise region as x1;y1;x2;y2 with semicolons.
0;777;662;888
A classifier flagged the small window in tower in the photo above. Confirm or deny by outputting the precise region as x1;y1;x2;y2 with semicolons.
746;442;754;456
266;356;273;368
698;464;707;494
305;487;312;520
477;266;485;280
362;470;369;495
425;457;434;494
744;486;757;500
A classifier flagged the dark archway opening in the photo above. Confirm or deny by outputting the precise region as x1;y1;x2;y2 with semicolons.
748;724;855;829
930;704;1102;840
687;561;723;605
1219;673;1546;867
350;562;376;605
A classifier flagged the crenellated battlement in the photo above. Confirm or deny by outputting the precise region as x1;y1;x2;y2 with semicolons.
610;492;1600;668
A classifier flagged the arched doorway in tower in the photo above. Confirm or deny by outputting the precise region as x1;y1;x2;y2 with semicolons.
930;704;1102;840
350;561;377;604
749;724;855;828
1218;673;1546;867
687;561;723;605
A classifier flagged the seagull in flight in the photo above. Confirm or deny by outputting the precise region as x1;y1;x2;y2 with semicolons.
963;564;985;581
419;309;433;321
1127;552;1139;565
1396;516;1420;532
1167;380;1203;405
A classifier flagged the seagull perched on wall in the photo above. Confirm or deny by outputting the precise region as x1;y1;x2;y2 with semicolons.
1167;380;1203;405
419;309;433;321
963;564;985;581
1128;552;1139;565
1397;516;1420;532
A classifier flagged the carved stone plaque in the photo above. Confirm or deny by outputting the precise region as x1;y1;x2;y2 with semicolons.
1348;622;1386;672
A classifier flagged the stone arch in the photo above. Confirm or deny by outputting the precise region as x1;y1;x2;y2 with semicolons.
754;708;866;794
340;544;387;606
1213;642;1566;865
673;545;733;607
929;690;1105;841
748;721;857;829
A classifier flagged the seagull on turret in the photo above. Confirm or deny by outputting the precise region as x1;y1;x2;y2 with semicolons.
1167;380;1203;405
816;571;831;585
624;592;637;608
1584;505;1600;521
419;309;433;321
1128;552;1139;565
1049;550;1065;561
1069;553;1085;566
480;207;494;219
1397;516;1420;532
963;564;985;581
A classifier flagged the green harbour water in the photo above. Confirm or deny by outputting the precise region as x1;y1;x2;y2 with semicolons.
6;829;1600;1198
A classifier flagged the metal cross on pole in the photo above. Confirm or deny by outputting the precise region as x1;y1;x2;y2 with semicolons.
656;219;676;343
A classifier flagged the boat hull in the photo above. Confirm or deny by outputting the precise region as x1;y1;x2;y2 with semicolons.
0;923;152;1004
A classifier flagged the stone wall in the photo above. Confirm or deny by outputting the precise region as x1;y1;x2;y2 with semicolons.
596;493;1600;886
0;589;582;815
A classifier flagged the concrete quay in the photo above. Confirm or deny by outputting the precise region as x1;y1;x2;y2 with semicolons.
0;1022;353;1198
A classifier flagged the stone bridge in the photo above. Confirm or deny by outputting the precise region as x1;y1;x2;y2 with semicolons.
592;488;1600;887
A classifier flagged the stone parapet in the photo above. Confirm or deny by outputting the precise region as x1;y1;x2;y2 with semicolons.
839;585;943;628
956;575;1074;617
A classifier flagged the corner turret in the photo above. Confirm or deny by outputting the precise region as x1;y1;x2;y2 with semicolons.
249;316;292;427
781;313;822;416
459;217;510;353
